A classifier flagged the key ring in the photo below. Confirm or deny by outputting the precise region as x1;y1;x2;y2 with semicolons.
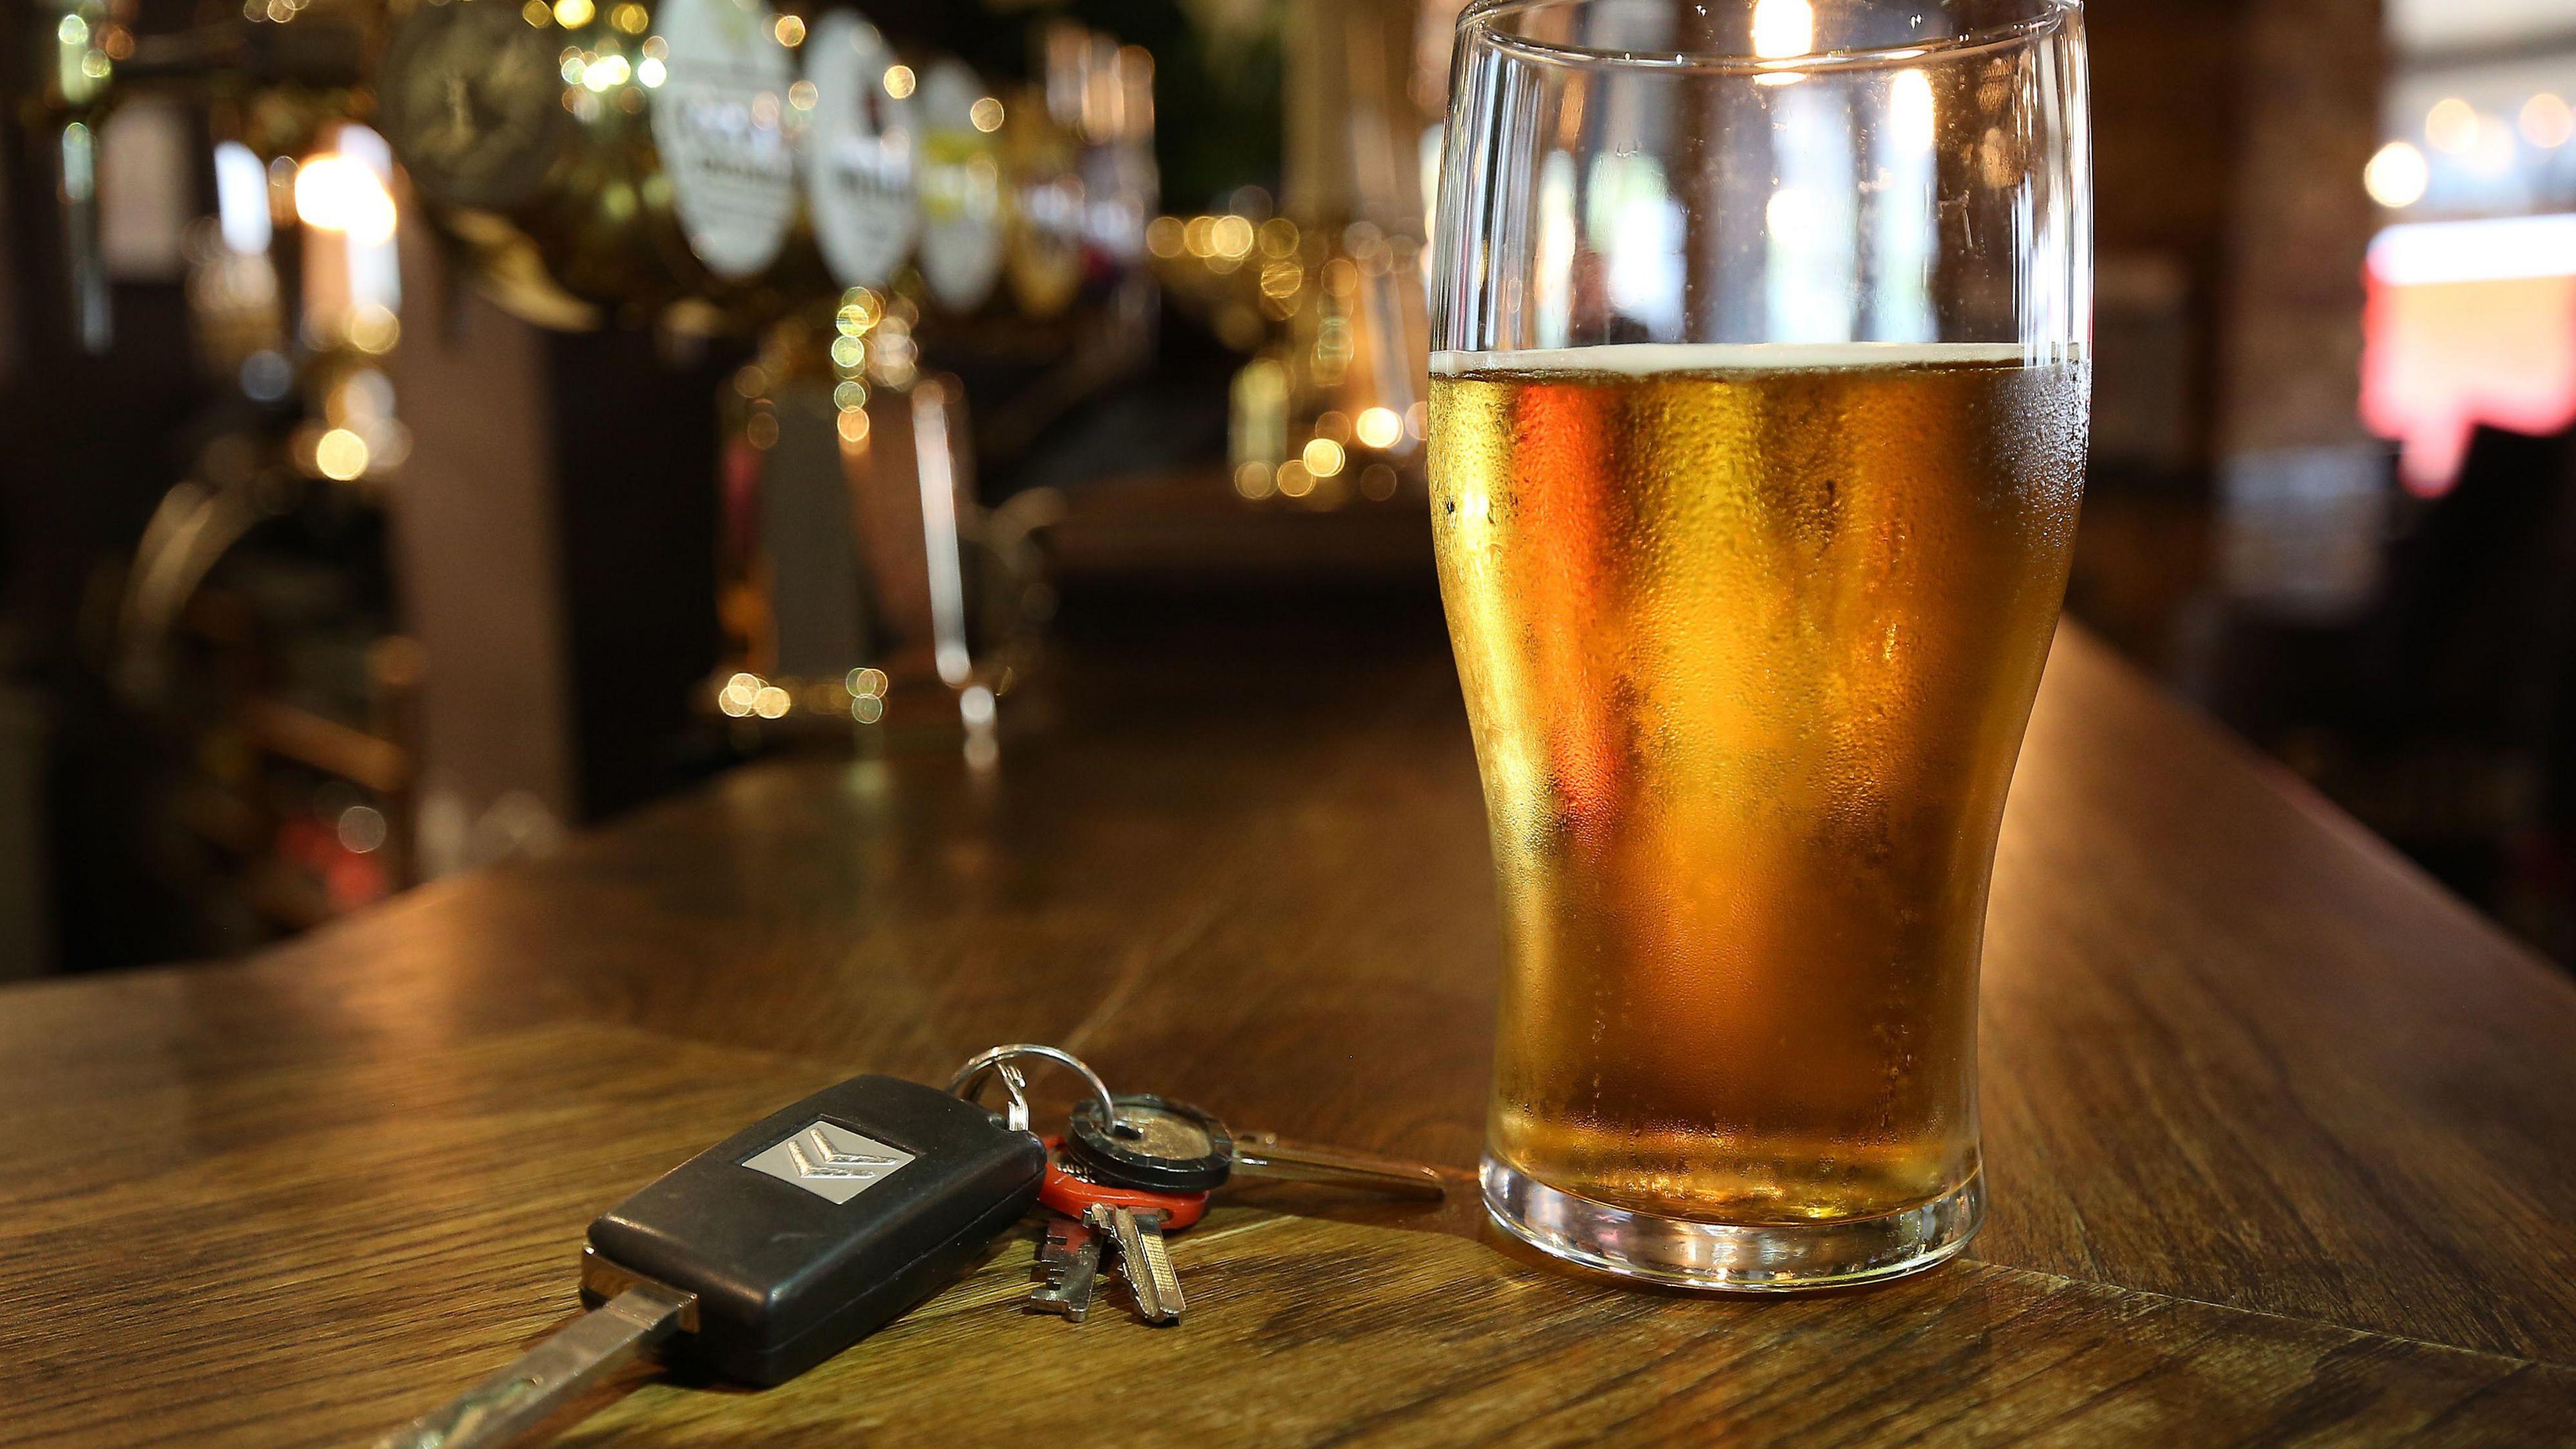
947;1044;1128;1136
989;1061;1033;1133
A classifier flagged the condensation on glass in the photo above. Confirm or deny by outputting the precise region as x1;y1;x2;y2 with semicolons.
1428;0;2092;1291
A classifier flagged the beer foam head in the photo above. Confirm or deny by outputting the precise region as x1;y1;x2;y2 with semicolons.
1431;341;2063;376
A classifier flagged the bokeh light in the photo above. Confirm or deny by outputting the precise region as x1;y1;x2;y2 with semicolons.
294;154;396;244
2424;98;2479;156
2364;141;2428;209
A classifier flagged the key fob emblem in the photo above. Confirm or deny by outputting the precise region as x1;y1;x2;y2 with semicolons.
742;1121;917;1204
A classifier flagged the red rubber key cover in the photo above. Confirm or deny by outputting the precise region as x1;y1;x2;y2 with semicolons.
1037;1136;1208;1230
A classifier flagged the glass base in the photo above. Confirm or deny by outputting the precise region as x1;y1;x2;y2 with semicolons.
1481;1157;1984;1293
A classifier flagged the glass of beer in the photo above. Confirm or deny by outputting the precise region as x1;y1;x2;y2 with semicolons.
1429;0;2089;1289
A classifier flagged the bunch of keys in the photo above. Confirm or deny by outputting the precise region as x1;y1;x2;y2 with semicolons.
957;1047;1445;1328
375;1044;1440;1447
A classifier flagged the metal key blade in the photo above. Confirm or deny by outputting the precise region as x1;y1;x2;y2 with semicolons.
1091;1205;1177;1325
374;1282;695;1449
1028;1216;1102;1322
1128;1211;1187;1323
1228;1132;1447;1200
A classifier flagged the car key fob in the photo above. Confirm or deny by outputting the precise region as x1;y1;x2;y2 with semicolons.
583;1073;1044;1385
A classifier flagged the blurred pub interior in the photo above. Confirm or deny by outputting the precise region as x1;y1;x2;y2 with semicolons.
1;0;2573;978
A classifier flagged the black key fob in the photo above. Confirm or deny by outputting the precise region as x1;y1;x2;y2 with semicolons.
584;1074;1044;1385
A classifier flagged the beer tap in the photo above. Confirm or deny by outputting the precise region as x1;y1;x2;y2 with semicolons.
15;0;382;352
1148;0;1434;510
17;0;130;354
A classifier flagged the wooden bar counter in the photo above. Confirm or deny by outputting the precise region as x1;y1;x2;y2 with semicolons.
6;602;2575;1445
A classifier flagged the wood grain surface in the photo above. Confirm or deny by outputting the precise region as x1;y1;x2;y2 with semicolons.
5;1018;2569;1448
4;608;2574;1444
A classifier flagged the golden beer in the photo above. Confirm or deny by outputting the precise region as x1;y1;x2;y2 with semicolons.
1430;345;2087;1229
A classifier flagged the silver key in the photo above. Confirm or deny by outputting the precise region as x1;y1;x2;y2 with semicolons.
1228;1131;1447;1200
1126;1210;1187;1323
1027;1214;1103;1322
1089;1203;1186;1325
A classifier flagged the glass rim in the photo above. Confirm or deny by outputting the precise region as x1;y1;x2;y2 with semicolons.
1456;0;2080;77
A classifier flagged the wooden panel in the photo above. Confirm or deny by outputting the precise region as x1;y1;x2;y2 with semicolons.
584;1230;2576;1449
0;1023;843;1449
4;1018;2567;1449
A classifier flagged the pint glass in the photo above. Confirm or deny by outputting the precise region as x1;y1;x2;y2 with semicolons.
1429;0;2090;1289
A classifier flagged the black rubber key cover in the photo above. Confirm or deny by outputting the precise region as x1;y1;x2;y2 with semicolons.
1065;1093;1236;1193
